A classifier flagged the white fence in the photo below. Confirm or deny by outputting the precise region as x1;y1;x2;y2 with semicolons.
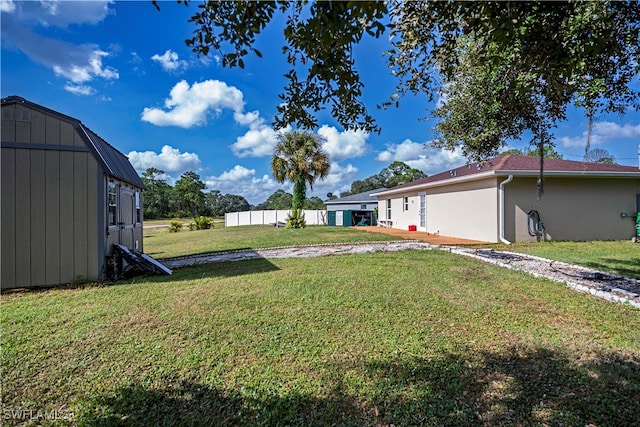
225;210;327;227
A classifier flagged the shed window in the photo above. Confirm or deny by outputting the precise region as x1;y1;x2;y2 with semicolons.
386;199;391;220
403;196;409;211
108;182;117;226
135;191;141;224
361;204;367;210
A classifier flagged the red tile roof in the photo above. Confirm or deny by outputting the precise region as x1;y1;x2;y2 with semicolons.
377;154;640;194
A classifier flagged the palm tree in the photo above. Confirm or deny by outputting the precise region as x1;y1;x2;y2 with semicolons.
271;131;330;211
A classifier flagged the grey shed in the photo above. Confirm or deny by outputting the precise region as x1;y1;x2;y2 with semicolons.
1;96;145;289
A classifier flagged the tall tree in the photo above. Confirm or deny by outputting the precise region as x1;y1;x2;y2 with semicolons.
141;167;172;218
172;171;206;218
501;146;563;159
255;189;294;210
304;196;325;210
585;148;616;164
204;190;222;216
345;161;427;195
388;1;639;197
378;161;428;187
218;194;251;214
271;131;330;211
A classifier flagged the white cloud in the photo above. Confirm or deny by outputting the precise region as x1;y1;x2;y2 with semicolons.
52;49;118;83
311;162;359;197
376;139;465;175
233;110;261;126
203;161;356;205
151;49;188;72
127;145;201;175
1;0;16;13
1;0;117;93
64;83;96;96
230;110;291;157
205;166;282;205
141;79;246;128
215;165;256;181
317;125;369;160
560;121;640;148
231;127;281;158
5;0;114;28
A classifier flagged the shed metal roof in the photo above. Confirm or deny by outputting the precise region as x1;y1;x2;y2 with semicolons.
1;96;144;189
374;154;640;196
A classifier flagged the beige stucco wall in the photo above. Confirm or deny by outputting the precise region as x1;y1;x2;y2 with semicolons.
378;173;639;243
378;177;500;242
425;178;499;242
378;193;421;230
1;103;101;289
506;176;640;242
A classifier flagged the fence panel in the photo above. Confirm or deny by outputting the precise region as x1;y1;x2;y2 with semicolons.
225;210;327;227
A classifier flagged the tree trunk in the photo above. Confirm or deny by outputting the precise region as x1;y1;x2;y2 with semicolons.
292;177;306;211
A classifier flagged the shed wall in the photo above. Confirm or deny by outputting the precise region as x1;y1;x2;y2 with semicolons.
1;103;102;289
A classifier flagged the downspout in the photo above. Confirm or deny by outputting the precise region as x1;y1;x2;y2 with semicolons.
499;175;514;245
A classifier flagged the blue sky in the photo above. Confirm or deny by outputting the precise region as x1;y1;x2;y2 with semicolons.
2;1;639;205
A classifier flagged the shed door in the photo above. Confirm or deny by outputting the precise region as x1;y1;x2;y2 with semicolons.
336;211;344;226
119;187;136;249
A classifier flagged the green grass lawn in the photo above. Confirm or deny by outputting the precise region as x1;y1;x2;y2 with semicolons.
145;225;640;280
2;242;639;425
143;225;402;259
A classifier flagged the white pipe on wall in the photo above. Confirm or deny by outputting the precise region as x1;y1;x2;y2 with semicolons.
499;174;514;245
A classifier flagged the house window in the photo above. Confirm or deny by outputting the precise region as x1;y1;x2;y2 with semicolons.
108;181;117;226
403;196;409;211
386;199;392;219
135;191;141;224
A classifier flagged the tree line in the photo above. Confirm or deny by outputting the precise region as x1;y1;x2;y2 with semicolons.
140;159;427;219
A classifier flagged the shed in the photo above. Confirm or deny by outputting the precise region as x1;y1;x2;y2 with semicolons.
325;188;384;226
373;155;640;243
1;96;145;289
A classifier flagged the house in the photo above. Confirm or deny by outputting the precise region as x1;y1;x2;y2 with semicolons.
1;96;145;289
325;188;385;226
373;154;640;243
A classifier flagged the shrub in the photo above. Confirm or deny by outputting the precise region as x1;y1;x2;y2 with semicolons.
194;216;214;230
286;209;307;229
168;221;183;233
187;216;214;231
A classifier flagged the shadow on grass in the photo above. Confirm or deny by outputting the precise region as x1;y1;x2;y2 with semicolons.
148;247;256;261
582;256;640;280
143;257;281;282
77;346;640;426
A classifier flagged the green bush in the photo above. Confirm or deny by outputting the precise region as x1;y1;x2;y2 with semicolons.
194;216;213;230
286;209;307;229
168;221;183;233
